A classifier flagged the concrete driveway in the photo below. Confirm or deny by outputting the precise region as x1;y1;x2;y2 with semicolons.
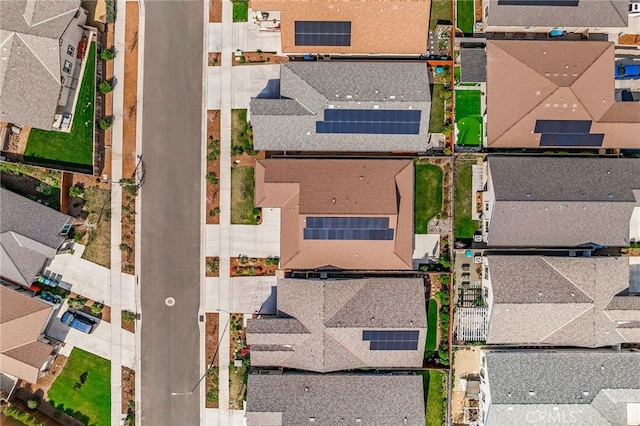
206;207;280;257
207;64;280;109
205;276;276;314
46;253;137;312
46;300;136;368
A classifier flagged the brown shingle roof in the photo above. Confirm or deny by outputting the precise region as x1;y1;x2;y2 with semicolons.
248;0;431;55
486;40;640;149
255;159;414;270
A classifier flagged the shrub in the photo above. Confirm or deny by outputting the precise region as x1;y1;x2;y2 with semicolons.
27;399;39;409
106;0;116;23
122;310;136;322
209;207;220;217
100;48;116;61
206;172;219;186
69;185;84;198
98;117;112;130
99;80;113;94
206;388;218;403
207;258;219;273
91;303;104;315
1;406;44;426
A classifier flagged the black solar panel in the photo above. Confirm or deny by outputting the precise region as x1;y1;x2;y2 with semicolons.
534;120;592;134
303;217;394;240
294;21;351;46
497;0;579;6
316;109;421;135
539;133;604;147
363;330;419;351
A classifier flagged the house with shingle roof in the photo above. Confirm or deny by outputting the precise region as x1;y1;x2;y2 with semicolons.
479;350;640;426
248;0;430;56
481;0;628;34
0;0;88;130
481;156;640;247
482;255;640;347
0;286;56;383
485;40;640;149
0;188;73;287
250;62;433;152
255;158;414;270
246;277;427;372
245;373;425;426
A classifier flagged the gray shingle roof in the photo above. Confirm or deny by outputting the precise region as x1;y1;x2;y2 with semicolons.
486;156;640;247
485;255;640;347
485;350;640;405
0;189;72;285
246;277;427;372
0;0;80;129
245;373;425;426
460;48;486;83
485;0;628;28
250;62;432;152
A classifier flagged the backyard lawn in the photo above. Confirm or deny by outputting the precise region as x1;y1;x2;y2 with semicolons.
231;109;255;155
428;85;446;133
457;0;475;35
232;0;248;22
430;0;452;29
231;166;259;224
426;299;438;351
48;348;110;426
25;43;95;171
423;370;446;426
415;164;443;234
454;159;479;239
455;90;482;146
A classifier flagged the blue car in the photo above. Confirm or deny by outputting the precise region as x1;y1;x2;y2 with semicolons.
615;64;640;79
61;310;95;334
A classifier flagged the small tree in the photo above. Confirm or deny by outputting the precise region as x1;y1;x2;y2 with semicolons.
98;117;112;130
99;80;113;94
100;48;116;61
206;172;219;186
69;185;84;198
27;399;39;409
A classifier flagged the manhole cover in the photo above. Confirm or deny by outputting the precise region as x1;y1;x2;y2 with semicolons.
165;297;176;307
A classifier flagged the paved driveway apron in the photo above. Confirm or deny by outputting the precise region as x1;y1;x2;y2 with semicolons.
140;2;204;425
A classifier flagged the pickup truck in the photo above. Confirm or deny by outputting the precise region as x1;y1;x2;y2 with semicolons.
615;63;640;79
61;310;96;334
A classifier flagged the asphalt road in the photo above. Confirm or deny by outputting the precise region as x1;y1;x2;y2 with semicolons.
139;1;203;425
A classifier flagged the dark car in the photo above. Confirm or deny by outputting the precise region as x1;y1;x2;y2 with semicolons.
61;310;95;334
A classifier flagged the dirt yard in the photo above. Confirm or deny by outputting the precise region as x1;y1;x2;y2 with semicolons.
206;257;220;277
230;257;278;277
451;346;481;425
207;111;221;224
122;310;136;333
208;52;221;66
619;34;640;46
209;0;222;22
232;51;289;66
122;2;139;178
205;313;220;408
121;367;135;415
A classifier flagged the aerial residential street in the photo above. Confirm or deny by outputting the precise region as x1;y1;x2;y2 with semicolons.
139;1;204;425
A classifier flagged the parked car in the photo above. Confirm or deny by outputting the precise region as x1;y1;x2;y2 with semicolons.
61;310;95;334
615;63;640;79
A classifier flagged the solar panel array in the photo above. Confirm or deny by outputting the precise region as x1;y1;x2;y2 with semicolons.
294;21;351;46
316;109;422;135
497;0;579;6
304;217;394;241
534;119;604;147
363;330;420;351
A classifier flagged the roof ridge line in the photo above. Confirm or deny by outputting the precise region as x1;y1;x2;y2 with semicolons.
539;304;594;343
15;33;59;83
23;7;78;31
540;257;594;302
324;280;368;325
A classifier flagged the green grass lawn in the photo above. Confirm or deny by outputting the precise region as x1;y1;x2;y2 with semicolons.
428;85;446;133
457;0;475;34
232;1;248;22
454;159;479;239
430;0;453;29
454;66;461;84
48;348;110;426
425;370;446;426
231;166;259;224
25;43;95;171
231;109;254;155
415;164;443;234
455;90;482;146
426;299;438;351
